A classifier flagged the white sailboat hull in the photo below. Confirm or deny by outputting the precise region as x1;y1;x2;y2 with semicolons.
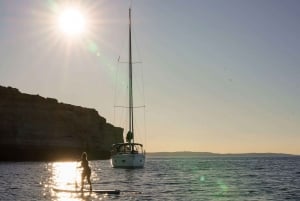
111;153;145;168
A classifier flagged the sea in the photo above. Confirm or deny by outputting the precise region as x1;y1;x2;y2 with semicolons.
0;155;299;201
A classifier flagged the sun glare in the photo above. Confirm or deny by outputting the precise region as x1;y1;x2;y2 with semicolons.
52;162;79;188
58;8;86;36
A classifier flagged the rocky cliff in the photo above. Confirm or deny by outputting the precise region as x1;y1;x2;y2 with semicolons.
0;86;124;161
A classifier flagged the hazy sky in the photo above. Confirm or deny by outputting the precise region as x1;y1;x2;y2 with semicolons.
0;0;299;154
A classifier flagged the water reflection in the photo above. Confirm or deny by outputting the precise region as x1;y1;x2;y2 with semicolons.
52;162;79;189
49;162;101;201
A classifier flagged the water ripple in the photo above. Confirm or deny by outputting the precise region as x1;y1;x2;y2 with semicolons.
0;156;300;200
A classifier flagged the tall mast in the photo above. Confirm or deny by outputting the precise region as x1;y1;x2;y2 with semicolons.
128;8;134;143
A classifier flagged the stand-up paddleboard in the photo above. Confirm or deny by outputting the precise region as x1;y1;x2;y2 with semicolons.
52;188;120;195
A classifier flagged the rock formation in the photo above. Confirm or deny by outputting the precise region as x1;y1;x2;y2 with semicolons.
0;86;124;161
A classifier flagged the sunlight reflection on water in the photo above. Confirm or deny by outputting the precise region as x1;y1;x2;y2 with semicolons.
48;162;104;201
52;162;79;189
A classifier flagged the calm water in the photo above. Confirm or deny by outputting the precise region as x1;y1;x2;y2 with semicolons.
0;156;299;200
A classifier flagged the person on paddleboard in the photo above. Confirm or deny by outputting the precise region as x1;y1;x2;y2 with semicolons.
80;152;92;191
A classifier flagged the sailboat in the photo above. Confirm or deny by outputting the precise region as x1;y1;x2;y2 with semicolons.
110;8;145;168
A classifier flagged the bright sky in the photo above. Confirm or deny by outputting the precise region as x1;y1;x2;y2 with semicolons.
0;0;299;154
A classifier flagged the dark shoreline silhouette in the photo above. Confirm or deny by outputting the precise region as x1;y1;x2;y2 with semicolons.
0;85;123;161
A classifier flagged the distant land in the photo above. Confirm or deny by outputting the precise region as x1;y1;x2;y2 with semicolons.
147;151;299;157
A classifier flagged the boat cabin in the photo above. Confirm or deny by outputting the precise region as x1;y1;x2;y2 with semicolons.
111;143;144;155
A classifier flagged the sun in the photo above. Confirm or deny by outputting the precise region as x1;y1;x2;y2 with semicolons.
58;8;86;36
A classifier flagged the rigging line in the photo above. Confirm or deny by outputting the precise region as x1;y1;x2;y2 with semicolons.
113;59;120;125
114;18;127;125
133;115;142;143
119;61;141;64
131;42;145;107
132;41;147;150
114;105;127;132
131;8;147;148
114;105;145;108
132;22;146;107
113;64;127;126
143;106;147;150
140;60;147;150
132;107;146;146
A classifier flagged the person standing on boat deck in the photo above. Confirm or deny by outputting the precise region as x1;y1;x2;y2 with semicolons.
80;152;92;191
